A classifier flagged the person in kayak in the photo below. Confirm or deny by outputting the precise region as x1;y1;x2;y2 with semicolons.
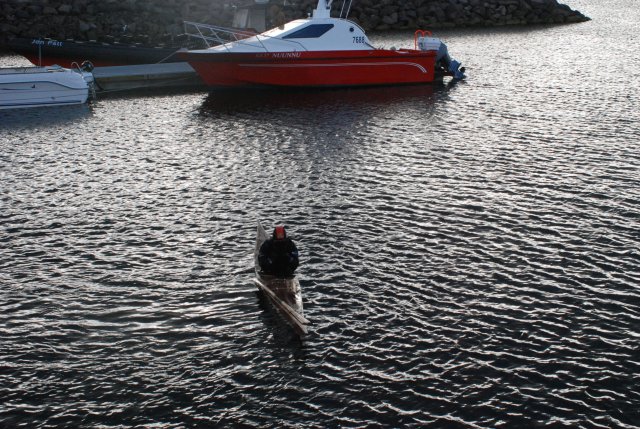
258;226;299;277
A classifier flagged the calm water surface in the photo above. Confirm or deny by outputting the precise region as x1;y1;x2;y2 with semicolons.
1;0;639;427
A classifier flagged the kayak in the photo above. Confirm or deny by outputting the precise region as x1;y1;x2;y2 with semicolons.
254;222;308;336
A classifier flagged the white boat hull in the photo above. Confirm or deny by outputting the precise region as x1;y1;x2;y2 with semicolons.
0;66;93;110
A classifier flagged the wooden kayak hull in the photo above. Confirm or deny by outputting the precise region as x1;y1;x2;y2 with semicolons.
254;222;308;336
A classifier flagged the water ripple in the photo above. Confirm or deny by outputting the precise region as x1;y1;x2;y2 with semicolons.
2;3;640;427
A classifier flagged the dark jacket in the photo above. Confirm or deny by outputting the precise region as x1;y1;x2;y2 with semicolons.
258;237;299;277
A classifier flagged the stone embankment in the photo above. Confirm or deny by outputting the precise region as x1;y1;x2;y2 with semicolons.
0;0;589;46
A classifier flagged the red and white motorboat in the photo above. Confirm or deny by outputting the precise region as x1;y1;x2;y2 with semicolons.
177;0;465;88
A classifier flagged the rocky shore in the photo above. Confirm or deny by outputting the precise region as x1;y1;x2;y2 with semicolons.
0;0;589;47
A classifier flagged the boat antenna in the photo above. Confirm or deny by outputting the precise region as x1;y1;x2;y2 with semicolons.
312;0;332;18
344;0;353;18
340;0;353;18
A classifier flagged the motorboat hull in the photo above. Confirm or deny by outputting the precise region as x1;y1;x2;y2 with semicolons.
7;37;182;68
179;49;438;88
177;0;464;89
0;66;92;109
254;223;308;336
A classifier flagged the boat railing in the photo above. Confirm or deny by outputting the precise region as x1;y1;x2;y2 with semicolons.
182;21;308;53
0;66;53;75
183;21;258;48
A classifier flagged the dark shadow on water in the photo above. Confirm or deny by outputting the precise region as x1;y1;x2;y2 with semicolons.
94;85;205;101
198;81;459;117
0;103;93;130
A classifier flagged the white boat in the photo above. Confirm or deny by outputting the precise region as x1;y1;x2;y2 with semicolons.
0;65;94;110
254;222;309;336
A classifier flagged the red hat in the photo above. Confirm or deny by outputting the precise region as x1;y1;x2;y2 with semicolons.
274;226;286;240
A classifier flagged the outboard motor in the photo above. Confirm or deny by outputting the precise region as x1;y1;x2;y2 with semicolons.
78;61;96;99
81;60;94;73
416;31;465;80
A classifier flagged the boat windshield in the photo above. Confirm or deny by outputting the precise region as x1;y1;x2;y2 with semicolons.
261;19;310;38
283;24;334;39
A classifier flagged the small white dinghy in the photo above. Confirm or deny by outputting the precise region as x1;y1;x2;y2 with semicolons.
0;64;94;110
254;222;309;336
